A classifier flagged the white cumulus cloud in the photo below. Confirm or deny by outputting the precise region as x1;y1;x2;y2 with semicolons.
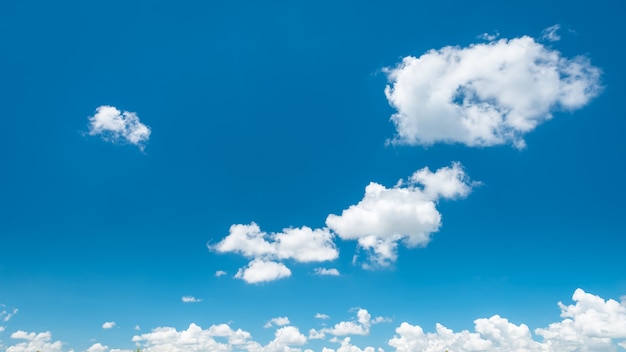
314;268;340;276
326;163;474;267
322;309;373;336
389;288;626;352
86;343;109;352
2;289;625;352
102;321;116;329
315;313;331;319
234;259;292;284
265;316;291;328
213;223;338;283
181;295;202;303
384;34;601;148
215;270;227;277
88;105;151;150
322;337;381;352
6;331;64;352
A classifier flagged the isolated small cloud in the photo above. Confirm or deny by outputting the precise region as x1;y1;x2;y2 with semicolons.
384;34;601;148
88;105;151;150
314;268;340;276
182;296;202;303
102;321;116;329
326;163;475;267
541;24;561;42
134;325;141;331
234;259;292;284
315;313;331;319
265;316;291;328
479;31;499;41
215;270;227;277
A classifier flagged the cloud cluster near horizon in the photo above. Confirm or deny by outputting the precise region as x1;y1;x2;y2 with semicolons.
212;163;475;283
3;289;625;352
384;31;601;148
88;105;151;150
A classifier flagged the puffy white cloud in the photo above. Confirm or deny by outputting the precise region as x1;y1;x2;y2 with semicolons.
86;343;109;352
322;309;373;336
132;323;310;352
542;24;561;42
535;288;626;351
234;259;292;284
316;313;331;319
3;289;626;351
389;289;626;352
214;223;338;283
384;34;601;148
88;105;151;150
389;322;493;352
132;323;260;352
215;270;227;277
102;321;116;329
214;223;338;263
322;337;381;352
6;331;64;352
326;163;474;267
309;329;326;340
265;316;291;328
314;268;340;276
264;326;308;352
181;295;202;303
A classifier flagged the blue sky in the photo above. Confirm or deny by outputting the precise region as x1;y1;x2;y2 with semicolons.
1;0;625;351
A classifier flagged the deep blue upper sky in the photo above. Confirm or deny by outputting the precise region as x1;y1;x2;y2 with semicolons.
1;0;625;351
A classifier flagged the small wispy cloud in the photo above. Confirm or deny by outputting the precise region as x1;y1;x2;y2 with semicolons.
1;306;18;322
181;296;202;303
215;270;227;277
314;268;340;276
478;31;499;41
87;105;151;151
102;321;116;329
541;24;561;42
315;313;330;319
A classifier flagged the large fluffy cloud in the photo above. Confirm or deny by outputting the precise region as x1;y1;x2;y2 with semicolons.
212;223;338;283
384;33;601;148
88;105;151;150
326;163;474;267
